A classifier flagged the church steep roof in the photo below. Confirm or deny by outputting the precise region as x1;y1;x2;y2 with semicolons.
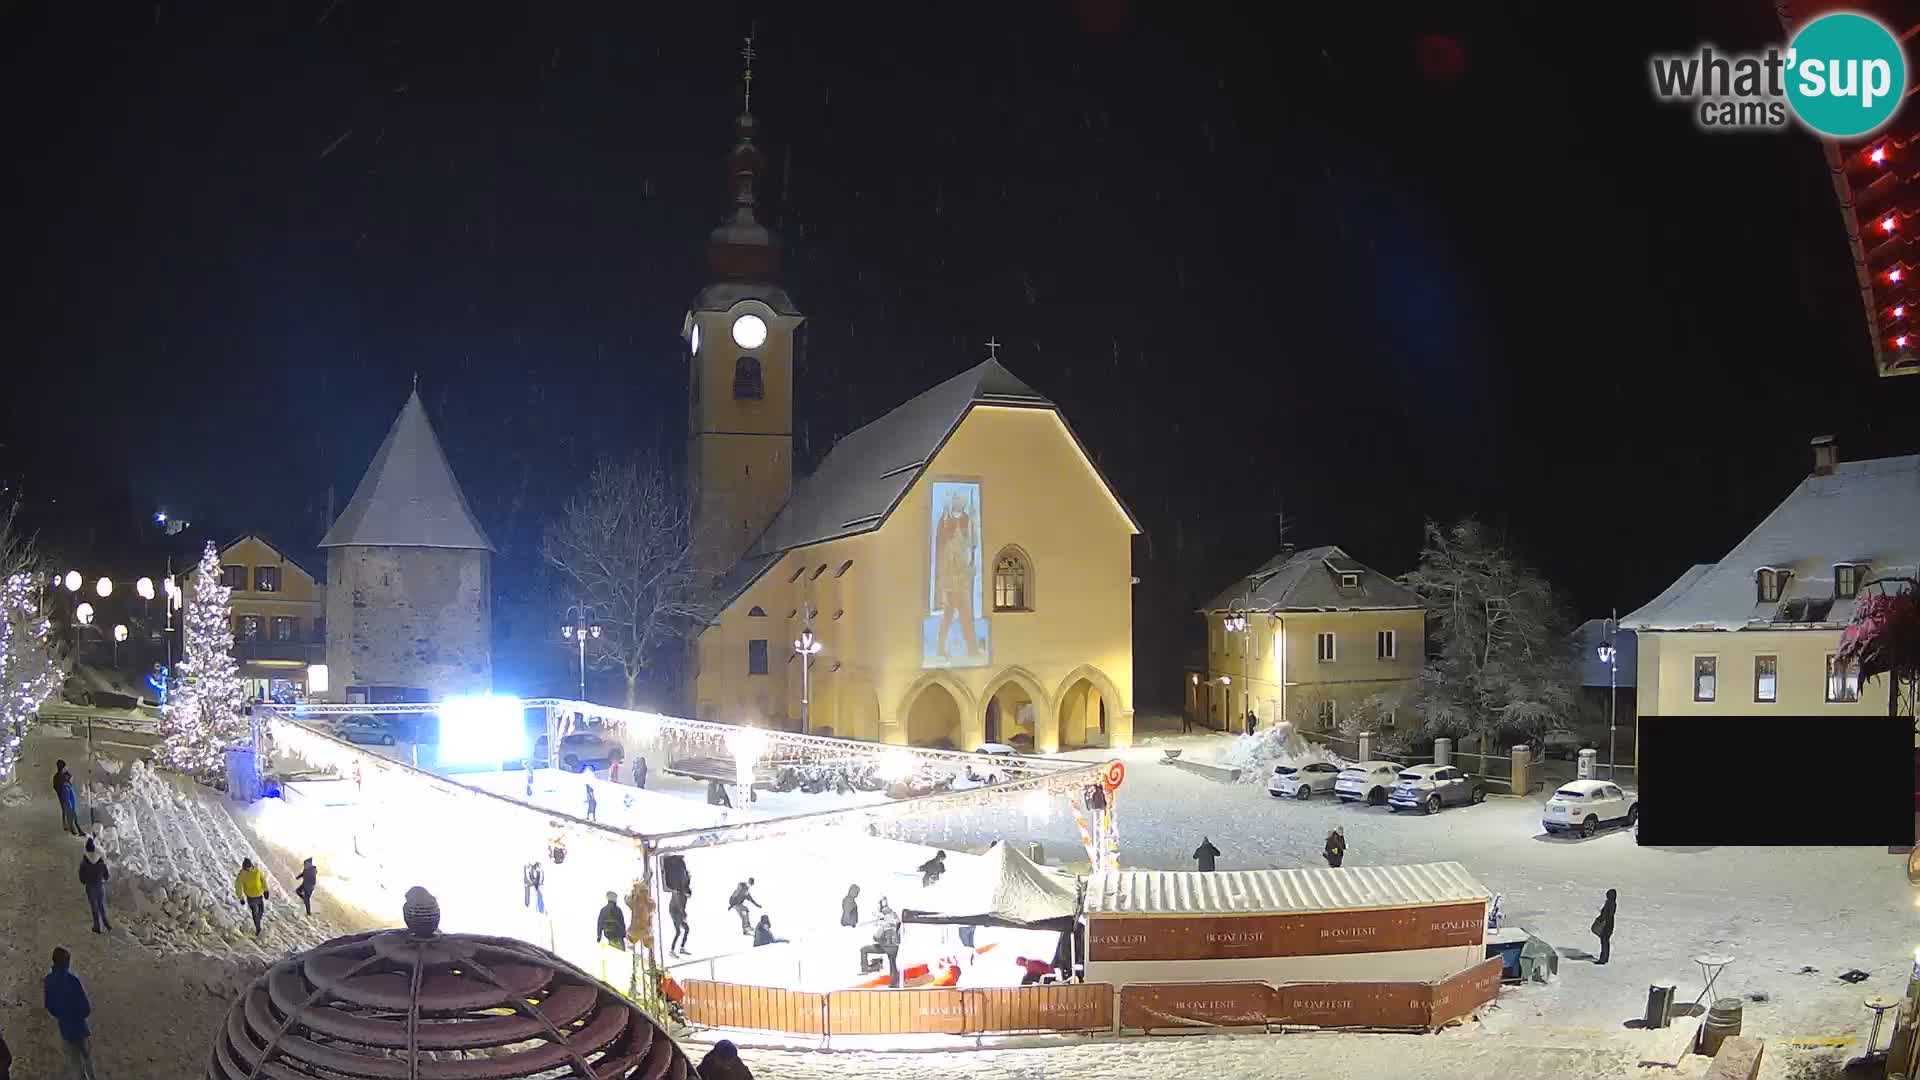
319;391;495;552
710;358;1137;609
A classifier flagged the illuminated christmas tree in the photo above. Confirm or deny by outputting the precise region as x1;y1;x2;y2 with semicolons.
0;572;63;785
158;541;247;783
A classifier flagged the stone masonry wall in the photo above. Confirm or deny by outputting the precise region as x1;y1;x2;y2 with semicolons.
323;546;491;700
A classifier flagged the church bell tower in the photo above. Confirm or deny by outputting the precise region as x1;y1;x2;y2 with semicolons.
685;30;804;575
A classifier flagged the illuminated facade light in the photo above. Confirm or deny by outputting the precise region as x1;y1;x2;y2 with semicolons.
307;664;329;694
1900;336;1911;349
1885;216;1899;234
1871;146;1887;164
1896;306;1907;319
1892;269;1904;284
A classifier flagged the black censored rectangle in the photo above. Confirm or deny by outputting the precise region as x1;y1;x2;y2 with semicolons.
1637;716;1912;846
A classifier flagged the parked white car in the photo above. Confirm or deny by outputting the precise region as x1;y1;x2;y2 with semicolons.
1268;761;1342;800
1387;764;1486;814
1543;779;1639;837
1334;761;1401;806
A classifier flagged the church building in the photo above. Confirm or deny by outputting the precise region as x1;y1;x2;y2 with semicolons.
685;58;1139;752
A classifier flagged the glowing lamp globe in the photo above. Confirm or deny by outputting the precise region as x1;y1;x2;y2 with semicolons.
64;571;81;592
75;602;94;626
136;577;155;600
113;624;128;643
96;577;112;598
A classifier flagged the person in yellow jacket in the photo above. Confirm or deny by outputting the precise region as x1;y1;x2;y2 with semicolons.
235;858;269;938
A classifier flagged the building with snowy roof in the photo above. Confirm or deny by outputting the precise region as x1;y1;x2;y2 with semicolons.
182;533;327;703
1193;545;1425;736
317;390;494;703
682;67;1139;751
1620;436;1917;720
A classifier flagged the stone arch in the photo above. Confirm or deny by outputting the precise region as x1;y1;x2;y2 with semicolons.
895;671;977;750
1052;664;1126;752
979;666;1051;750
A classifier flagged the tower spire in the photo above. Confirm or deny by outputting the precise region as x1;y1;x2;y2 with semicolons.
707;23;780;281
740;22;757;116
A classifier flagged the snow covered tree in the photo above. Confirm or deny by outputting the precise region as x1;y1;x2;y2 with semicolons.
1837;575;1920;721
1399;519;1580;746
542;453;715;708
0;500;60;787
158;541;248;783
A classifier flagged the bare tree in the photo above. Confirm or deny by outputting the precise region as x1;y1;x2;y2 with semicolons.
542;455;715;709
1399;519;1580;747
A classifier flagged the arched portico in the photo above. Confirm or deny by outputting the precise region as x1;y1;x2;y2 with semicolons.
1051;664;1127;753
979;666;1051;751
894;672;978;750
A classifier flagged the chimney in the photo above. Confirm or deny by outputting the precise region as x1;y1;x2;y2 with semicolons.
1811;435;1838;476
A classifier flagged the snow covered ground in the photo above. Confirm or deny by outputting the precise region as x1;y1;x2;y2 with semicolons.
2;722;1906;1079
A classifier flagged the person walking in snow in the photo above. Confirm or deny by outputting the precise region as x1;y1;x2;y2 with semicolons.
1592;888;1617;965
634;756;648;790
1245;709;1257;737
1181;709;1194;734
916;850;947;888
524;761;535;799
235;858;270;937
584;782;597;823
295;857;318;916
698;1039;755;1080
1193;837;1220;872
78;839;111;934
53;760;82;836
668;885;691;955
840;884;861;928
596;891;627;950
523;862;545;914
728;879;761;936
43;947;96;1080
1323;828;1346;869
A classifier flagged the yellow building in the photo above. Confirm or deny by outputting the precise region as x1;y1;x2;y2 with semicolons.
184;534;326;702
684;84;1140;752
1621;438;1913;725
1196;546;1426;737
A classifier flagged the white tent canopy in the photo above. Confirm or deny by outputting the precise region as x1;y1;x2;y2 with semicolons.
1086;861;1489;917
903;841;1080;929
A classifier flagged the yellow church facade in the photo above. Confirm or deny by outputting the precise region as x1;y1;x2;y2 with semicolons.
681;83;1138;752
691;371;1139;752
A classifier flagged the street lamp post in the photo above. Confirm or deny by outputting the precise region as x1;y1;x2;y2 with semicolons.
793;627;823;736
560;606;603;705
1596;610;1618;780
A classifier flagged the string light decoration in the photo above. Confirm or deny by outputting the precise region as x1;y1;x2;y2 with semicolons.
157;541;247;783
0;572;63;785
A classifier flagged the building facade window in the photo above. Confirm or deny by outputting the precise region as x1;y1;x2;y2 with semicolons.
1316;631;1336;662
236;615;263;641
1377;629;1396;660
271;617;296;642
1827;654;1861;703
1316;700;1336;731
1754;655;1777;703
993;548;1031;612
221;565;248;590
747;639;769;676
747;606;767;617
1836;564;1860;599
1693;656;1717;702
254;566;280;593
733;355;764;400
1339;573;1359;588
1757;569;1785;603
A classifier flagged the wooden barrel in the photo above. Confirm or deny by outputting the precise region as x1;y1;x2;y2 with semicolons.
1699;998;1744;1056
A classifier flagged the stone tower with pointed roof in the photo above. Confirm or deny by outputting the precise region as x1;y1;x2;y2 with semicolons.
318;391;494;702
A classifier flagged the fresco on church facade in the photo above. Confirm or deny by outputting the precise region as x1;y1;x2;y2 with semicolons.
924;480;991;669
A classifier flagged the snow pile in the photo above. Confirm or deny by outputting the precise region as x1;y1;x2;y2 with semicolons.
1216;722;1347;783
88;760;341;960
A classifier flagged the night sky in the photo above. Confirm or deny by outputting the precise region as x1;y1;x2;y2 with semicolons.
6;2;1919;706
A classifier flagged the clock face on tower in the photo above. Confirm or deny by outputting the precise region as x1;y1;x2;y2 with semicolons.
690;323;702;356
731;314;768;350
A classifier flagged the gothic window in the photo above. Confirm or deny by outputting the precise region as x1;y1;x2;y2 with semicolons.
993;546;1032;612
733;355;764;400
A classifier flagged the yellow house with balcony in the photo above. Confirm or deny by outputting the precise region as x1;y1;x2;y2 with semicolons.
1196;545;1426;737
1621;437;1915;729
184;534;327;702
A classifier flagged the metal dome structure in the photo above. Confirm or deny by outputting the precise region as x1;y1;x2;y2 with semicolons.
209;887;695;1079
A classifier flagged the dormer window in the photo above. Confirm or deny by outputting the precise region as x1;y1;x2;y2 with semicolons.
1756;568;1788;603
1835;563;1864;599
1339;573;1359;589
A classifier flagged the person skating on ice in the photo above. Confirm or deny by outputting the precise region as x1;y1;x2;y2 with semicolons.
728;878;761;936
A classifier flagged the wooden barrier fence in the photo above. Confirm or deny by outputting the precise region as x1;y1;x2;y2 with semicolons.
681;960;1499;1037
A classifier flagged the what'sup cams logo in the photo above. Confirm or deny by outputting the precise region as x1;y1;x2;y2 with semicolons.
1650;11;1907;136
